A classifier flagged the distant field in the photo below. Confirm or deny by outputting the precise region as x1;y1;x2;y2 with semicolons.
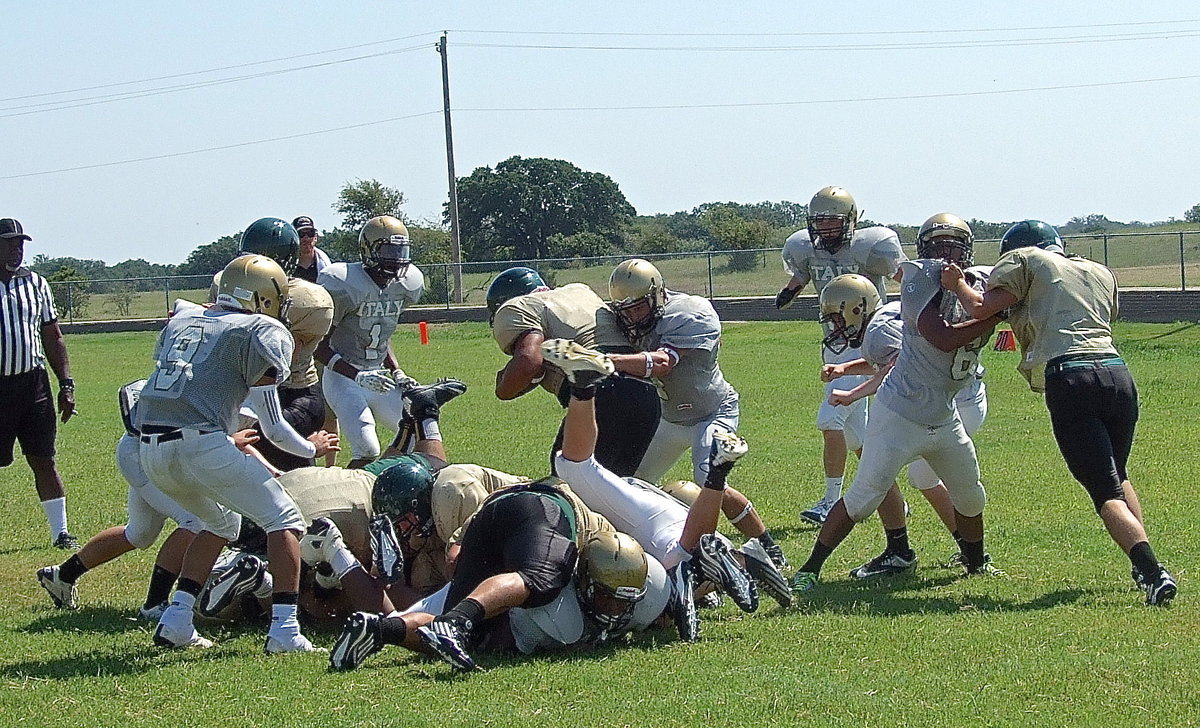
1;321;1197;727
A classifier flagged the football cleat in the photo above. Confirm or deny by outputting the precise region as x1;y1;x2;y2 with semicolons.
790;570;819;594
417;619;478;672
198;553;267;617
942;551;965;569
540;339;615;389
265;632;326;654
800;498;836;526
666;560;699;642
850;550;918;580
153;621;214;649
965;553;1007;577
402;378;467;421
300;517;346;568
709;430;748;468
368;515;405;586
330;612;386;671
740;539;793;608
1143;565;1177;607
53;532;80;550
691;534;758;613
759;538;790;570
36;566;78;609
696;591;724;609
138;601;169;621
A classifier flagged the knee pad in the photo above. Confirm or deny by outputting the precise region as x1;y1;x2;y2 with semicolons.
123;519;165;550
948;480;986;519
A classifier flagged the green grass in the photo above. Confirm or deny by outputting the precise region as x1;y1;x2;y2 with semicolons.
2;322;1198;727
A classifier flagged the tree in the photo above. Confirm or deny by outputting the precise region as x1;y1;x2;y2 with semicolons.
1185;204;1200;224
700;204;771;272
176;235;240;277
453;156;635;262
336;179;407;229
46;266;91;321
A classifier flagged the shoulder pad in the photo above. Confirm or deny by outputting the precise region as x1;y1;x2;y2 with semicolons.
898;260;943;325
849;226;903;263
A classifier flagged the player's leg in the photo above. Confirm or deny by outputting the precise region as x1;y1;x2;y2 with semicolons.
921;422;997;576
323;370;380;468
632;419;692;485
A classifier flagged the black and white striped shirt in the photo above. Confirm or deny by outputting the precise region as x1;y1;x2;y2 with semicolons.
0;268;57;376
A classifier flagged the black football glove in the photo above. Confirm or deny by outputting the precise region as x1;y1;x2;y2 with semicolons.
774;286;799;309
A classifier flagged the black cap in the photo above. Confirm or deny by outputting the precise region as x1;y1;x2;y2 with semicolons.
0;218;32;242
292;216;316;232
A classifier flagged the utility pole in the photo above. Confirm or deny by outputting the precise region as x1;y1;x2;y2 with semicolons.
436;32;464;303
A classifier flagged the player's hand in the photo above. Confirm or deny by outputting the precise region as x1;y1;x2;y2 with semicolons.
232;428;261;451
775;286;799;309
57;388;77;423
829;389;856;407
821;364;844;382
941;263;964;290
355;369;396;393
391;368;419;390
308;430;340;458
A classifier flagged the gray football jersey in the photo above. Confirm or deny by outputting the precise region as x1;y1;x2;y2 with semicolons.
319;262;424;370
631;292;735;425
136;308;293;433
864;300;984;406
781;225;905;301
874;260;990;426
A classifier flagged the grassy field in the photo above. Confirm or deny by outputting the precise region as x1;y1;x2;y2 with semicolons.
2;321;1198;727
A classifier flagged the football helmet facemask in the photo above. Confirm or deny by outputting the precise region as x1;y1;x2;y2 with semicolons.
917;213;974;266
239;217;300;277
1000;220;1064;255
216;254;291;320
819;274;881;355
577;531;648;635
608;259;666;339
486;267;549;322
372;456;435;540
808;186;859;253
359;216;412;279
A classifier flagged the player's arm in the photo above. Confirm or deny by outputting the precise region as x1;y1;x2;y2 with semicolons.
917;295;999;353
941;263;1018;319
821;358;874;382
248;372;339;458
314;330;361;380
829;357;894;406
775;273;809;309
610;346;679;378
495;330;547;399
40;320;76;422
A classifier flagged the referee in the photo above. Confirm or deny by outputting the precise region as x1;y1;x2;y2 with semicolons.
0;219;79;549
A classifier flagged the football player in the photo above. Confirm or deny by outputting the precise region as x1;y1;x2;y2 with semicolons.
942;220;1176;605
791;214;999;594
488;266;661;477
138;254;339;652
316;215;426;468
236;217;334;471
819;274;994;579
603;258;789;570
775;187;907;525
547;339;793;612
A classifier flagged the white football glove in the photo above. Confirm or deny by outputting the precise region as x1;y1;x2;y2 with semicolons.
299;517;346;567
391;368;419;390
355;369;396;394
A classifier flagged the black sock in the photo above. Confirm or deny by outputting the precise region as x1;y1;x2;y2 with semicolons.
757;532;777;550
144;565;178;608
799;541;835;576
176;577;204;598
885;527;912;557
272;591;299;605
952;530;967;553
58;554;89;584
704;462;735;491
443;597;486;638
571;385;597;401
380;616;408;646
1129;541;1160;578
960;539;986;572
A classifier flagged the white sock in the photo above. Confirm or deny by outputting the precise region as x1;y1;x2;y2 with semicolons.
270;603;300;635
418;418;441;442
252;571;274;599
42;497;67;537
330;545;361;579
823;477;844;503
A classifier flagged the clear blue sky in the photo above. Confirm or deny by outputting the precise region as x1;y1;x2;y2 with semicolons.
3;3;1198;265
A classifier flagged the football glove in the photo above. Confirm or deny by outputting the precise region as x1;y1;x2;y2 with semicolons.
391;369;419;390
355;369;396;394
775;286;799;309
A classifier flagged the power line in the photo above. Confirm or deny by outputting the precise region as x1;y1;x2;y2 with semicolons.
0;31;441;104
0;111;443;181
0;44;432;118
454;29;1200;53
448;18;1200;37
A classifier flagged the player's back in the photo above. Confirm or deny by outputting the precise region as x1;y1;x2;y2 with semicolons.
492;283;625;353
283;278;334;388
137;307;293;433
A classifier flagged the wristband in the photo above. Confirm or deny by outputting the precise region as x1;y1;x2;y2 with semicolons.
59;377;75;391
643;352;654;377
327;354;342;372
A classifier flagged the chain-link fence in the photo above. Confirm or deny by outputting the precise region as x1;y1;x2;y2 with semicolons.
47;230;1200;322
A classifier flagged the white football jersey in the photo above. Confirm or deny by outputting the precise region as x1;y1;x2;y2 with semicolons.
319;262;424;370
781;225;905;301
136;307;293;433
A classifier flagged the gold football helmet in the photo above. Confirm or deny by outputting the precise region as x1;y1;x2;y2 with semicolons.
917;213;973;266
577;531;648;634
216;254;290;320
660;479;701;508
808;186;859;252
358;215;412;278
819;274;881;355
608;258;666;339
